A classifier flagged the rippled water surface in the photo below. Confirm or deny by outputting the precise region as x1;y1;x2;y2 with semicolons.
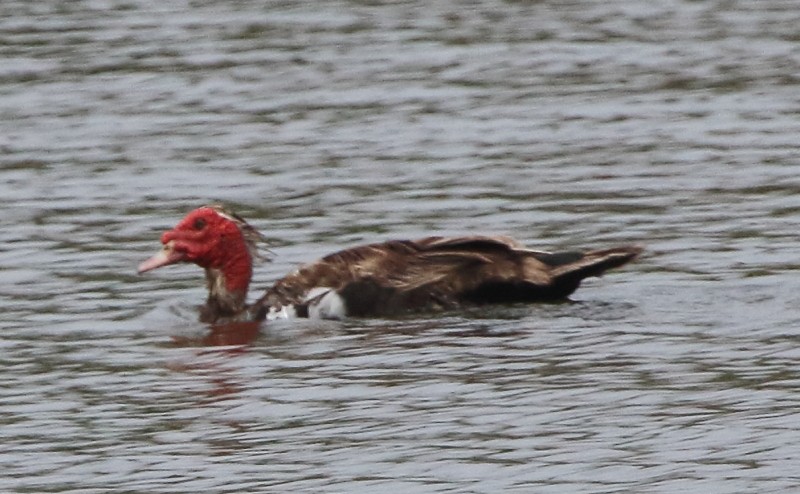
2;0;800;492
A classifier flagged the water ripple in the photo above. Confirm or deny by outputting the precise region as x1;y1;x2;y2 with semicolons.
2;0;800;492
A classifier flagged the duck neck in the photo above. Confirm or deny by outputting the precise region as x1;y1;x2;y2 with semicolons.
201;249;252;322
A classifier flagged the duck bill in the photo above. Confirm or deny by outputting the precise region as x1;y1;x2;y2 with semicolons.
138;242;185;273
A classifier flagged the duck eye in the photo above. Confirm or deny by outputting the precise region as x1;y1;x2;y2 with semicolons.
193;218;207;230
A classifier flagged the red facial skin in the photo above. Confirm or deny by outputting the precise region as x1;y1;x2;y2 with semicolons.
138;207;252;298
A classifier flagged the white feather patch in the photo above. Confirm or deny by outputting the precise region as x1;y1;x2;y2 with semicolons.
305;287;347;320
266;305;297;321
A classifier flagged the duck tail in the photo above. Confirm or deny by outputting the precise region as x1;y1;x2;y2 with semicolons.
539;245;642;297
551;245;642;278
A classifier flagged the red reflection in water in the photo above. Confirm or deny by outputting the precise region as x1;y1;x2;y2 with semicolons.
170;320;263;348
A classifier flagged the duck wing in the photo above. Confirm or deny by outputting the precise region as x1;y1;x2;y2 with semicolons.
252;236;641;319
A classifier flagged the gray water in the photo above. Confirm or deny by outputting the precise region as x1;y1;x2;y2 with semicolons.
2;0;800;492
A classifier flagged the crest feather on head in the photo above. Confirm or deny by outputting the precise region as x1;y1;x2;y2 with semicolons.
207;204;272;262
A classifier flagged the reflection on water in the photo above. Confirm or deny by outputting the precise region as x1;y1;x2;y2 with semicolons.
2;0;800;492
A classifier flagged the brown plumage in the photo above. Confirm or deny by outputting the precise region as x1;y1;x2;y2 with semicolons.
139;206;643;323
253;236;642;319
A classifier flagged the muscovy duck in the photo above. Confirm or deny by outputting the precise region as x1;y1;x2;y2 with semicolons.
138;205;642;323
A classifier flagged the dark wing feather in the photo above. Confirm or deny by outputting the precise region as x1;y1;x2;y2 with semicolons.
252;236;641;318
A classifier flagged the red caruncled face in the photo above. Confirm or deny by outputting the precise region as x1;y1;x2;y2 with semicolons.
139;206;249;273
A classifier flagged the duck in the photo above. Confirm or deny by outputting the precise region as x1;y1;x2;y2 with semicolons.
138;205;642;323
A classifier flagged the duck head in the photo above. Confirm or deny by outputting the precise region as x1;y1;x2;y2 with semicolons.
138;205;267;321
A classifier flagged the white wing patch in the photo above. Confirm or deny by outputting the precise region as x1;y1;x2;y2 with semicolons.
266;305;297;321
305;287;347;320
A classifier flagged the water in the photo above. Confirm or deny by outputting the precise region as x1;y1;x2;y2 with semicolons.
2;0;800;492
